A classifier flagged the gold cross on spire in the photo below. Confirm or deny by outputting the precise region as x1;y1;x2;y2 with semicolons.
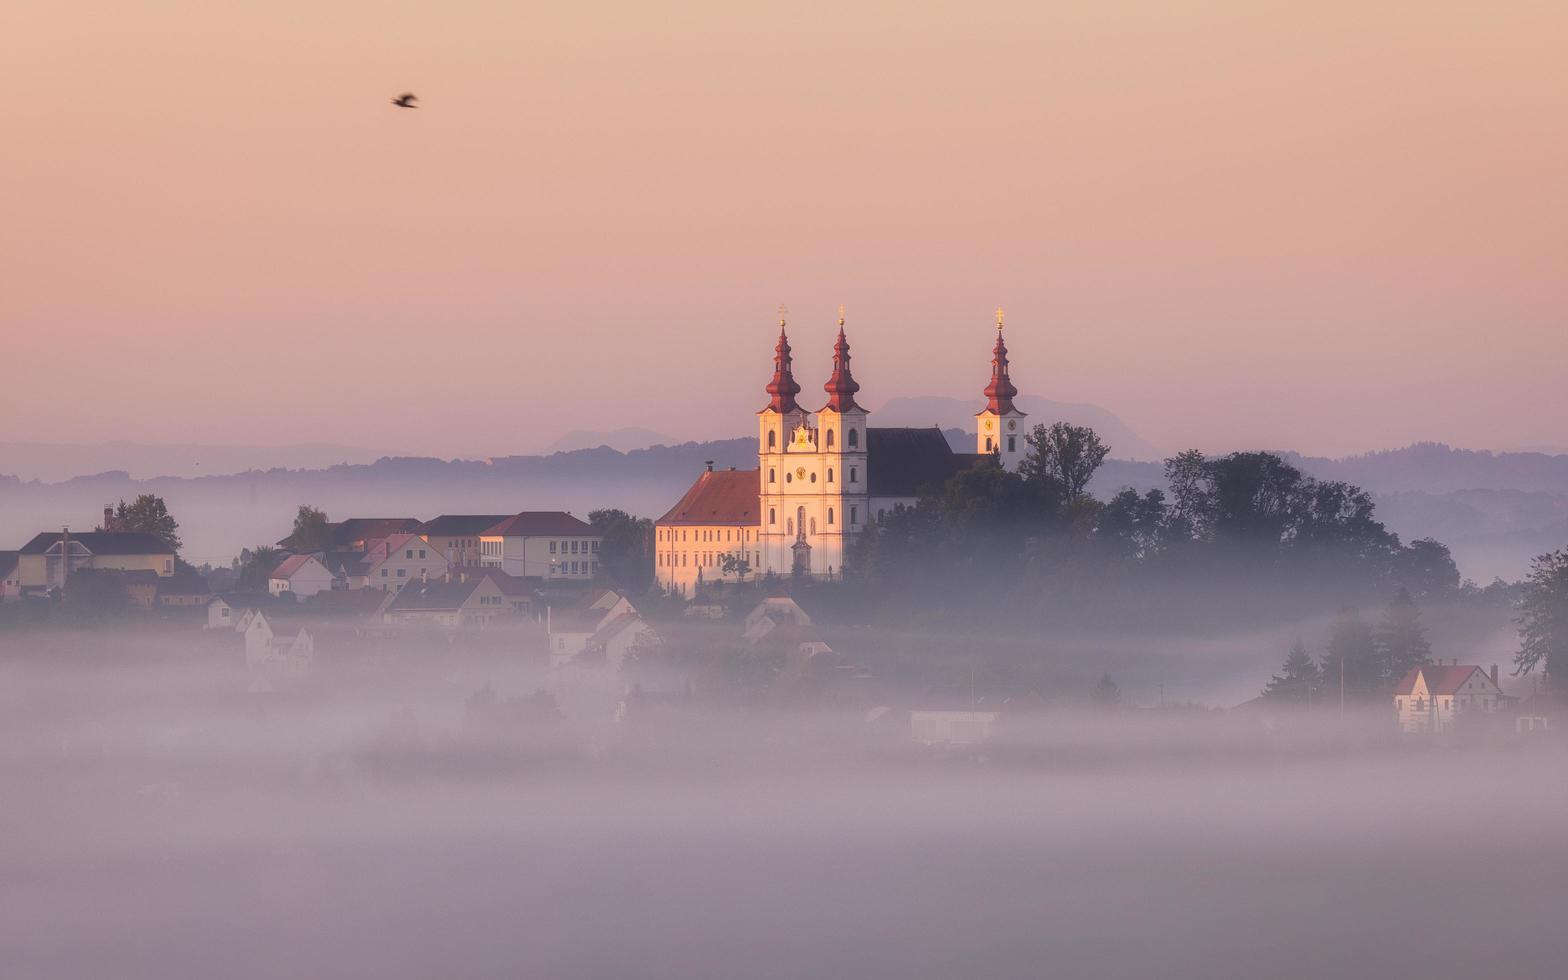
995;307;1005;331
777;303;788;327
838;303;846;327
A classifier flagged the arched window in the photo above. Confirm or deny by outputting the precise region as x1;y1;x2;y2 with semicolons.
847;429;858;449
827;467;834;483
767;430;777;449
985;437;993;452
850;506;857;524
1008;436;1016;453
769;508;776;525
827;507;835;525
850;467;857;483
826;430;835;449
769;468;776;483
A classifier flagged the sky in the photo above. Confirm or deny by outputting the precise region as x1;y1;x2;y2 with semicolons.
3;1;1565;459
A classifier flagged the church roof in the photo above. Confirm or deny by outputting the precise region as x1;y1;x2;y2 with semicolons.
658;468;760;526
866;427;985;498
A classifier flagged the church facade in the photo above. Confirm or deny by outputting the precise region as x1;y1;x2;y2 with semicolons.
655;310;1025;595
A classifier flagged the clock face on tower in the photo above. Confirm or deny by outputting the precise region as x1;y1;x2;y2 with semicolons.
1008;419;1017;431
796;466;807;481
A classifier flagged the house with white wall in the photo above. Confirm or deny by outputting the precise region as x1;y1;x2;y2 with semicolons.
361;533;451;592
244;612;314;677
1394;662;1506;734
479;512;601;580
268;554;334;600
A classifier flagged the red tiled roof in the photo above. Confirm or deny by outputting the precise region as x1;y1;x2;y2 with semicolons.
483;512;596;537
270;554;320;579
658;468;760;526
1393;664;1485;696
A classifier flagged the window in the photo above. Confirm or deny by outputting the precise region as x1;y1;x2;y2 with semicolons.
406;550;413;559
847;429;858;449
767;430;777;449
809;472;816;483
549;541;557;554
1008;436;1016;453
769;508;776;525
828;507;835;525
828;467;834;483
850;506;857;525
418;549;426;559
826;430;835;449
985;437;993;452
849;467;858;483
397;568;407;578
381;569;388;578
769;468;776;484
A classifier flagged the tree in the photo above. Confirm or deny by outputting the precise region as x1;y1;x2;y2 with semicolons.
1262;640;1322;704
235;546;281;592
1021;423;1110;499
1374;587;1432;685
589;509;654;592
1320;609;1380;701
1515;549;1568;691
1396;538;1461;602
101;494;181;551
1096;488;1169;561
289;505;332;551
719;553;751;583
1091;672;1122;707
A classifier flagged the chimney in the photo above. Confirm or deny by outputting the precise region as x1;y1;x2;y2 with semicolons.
104;506;114;529
705;460;714;473
1490;664;1499;686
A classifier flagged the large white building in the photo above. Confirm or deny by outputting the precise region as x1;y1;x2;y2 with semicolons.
655;310;1025;594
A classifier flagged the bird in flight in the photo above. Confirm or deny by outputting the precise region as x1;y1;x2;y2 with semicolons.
391;93;418;108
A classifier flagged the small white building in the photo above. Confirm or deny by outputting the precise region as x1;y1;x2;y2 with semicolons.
244;612;314;677
547;589;640;665
1393;662;1505;734
742;596;814;642
268;554;334;601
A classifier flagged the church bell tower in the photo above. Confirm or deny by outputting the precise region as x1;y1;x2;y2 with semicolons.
976;307;1027;471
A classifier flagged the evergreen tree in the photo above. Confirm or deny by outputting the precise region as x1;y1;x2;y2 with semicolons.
1320;608;1379;701
1092;672;1122;707
1262;640;1322;703
1374;587;1432;685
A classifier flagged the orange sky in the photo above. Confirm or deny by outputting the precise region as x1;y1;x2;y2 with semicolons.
3;1;1565;459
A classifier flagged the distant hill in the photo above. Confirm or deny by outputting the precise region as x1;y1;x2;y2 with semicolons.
546;427;677;454
0;441;389;482
873;395;1162;461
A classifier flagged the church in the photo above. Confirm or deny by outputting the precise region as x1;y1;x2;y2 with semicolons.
654;309;1027;594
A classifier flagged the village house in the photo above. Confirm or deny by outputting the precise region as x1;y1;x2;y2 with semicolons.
14;530;176;591
416;515;511;568
268;554;334;600
546;589;640;664
381;571;510;629
479;512;602;580
156;573;212;609
1394;662;1507;734
910;690;1046;746
244;612;314;678
360;533;452;592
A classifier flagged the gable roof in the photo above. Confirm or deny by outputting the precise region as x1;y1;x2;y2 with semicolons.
658;468;760;525
18;531;176;556
1394;664;1487;697
270;554;325;580
450;565;535;597
416;515;514;537
383;576;489;612
865;427;985;498
483;512;597;537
